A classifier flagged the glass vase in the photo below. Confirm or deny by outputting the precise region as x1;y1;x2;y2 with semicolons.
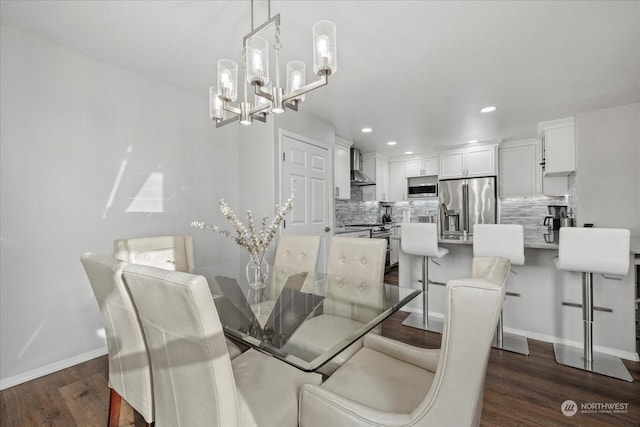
246;252;268;290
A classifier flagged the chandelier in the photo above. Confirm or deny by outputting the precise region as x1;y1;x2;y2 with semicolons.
209;0;337;127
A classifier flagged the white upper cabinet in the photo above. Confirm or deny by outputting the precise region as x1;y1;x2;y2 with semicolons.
362;152;390;201
499;139;542;197
538;117;575;176
404;156;438;177
389;161;406;201
334;136;352;200
439;145;497;179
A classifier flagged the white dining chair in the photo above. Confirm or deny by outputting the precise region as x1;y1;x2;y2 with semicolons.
284;236;387;375
114;234;195;273
122;264;321;427
80;253;153;427
274;234;321;272
299;261;507;427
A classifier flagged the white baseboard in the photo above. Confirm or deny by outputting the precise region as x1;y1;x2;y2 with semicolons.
397;307;639;362
0;346;108;391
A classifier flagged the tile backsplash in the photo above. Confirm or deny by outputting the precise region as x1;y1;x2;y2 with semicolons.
336;178;577;228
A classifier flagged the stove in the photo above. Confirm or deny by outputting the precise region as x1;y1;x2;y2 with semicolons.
347;223;391;234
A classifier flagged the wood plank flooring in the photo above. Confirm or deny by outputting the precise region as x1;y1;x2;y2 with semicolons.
1;266;638;426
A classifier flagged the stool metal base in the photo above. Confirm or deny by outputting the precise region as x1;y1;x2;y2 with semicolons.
553;343;633;382
493;332;529;355
402;312;443;333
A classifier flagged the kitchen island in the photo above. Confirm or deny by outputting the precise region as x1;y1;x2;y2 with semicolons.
398;228;639;362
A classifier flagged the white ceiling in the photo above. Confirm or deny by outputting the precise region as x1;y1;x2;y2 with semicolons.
1;0;639;156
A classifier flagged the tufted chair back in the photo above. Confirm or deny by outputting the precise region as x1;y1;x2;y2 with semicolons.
114;235;195;273
324;237;387;321
80;253;153;425
274;234;321;272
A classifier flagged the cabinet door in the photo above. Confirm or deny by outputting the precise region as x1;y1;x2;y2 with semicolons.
404;159;424;177
389;162;406;201
439;150;466;179
334;143;351;199
376;159;389;201
466;146;495;177
499;141;541;197
423;156;439;176
544;125;575;175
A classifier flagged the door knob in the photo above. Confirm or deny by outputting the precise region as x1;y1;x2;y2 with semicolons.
324;226;331;232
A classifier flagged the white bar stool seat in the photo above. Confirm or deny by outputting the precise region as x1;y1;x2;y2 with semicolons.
473;224;529;355
401;223;449;332
555;227;632;382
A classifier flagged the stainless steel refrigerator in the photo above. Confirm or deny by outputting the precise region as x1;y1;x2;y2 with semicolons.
438;176;497;237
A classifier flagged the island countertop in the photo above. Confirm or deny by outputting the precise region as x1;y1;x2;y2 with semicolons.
437;226;559;250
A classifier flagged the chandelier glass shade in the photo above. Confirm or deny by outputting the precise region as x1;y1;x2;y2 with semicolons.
209;3;337;128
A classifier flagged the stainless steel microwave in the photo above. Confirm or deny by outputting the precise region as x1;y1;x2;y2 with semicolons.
407;176;438;198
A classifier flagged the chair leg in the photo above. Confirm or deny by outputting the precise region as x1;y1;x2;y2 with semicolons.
108;388;122;427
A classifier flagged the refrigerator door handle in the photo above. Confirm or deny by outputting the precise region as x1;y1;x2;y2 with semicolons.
463;182;469;232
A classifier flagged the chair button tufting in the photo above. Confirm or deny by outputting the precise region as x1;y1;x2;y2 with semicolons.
360;258;367;265
359;281;367;291
300;251;306;258
340;256;347;263
286;250;291;256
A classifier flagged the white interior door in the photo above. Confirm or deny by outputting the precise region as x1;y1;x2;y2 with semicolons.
280;131;332;273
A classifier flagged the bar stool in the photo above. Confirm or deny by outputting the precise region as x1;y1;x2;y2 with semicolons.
401;223;449;332
473;224;529;355
555;227;632;382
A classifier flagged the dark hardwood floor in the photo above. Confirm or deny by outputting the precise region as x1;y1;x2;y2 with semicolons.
1;266;639;426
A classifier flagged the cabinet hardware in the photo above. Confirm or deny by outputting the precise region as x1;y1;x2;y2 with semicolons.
335;187;339;197
506;291;521;297
601;274;623;280
561;301;613;313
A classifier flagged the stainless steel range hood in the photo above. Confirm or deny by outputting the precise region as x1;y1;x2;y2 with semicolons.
350;148;375;186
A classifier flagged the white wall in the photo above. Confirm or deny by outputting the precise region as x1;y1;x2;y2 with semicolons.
576;103;640;237
0;26;240;388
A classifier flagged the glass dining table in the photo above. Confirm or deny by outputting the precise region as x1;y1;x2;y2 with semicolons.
197;265;419;372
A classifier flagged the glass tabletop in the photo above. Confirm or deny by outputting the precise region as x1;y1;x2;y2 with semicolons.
201;265;419;372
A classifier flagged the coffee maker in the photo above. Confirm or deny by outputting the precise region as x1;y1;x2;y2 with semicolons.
381;205;393;224
543;205;567;230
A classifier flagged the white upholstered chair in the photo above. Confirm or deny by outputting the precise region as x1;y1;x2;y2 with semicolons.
122;264;322;427
114;234;195;273
473;224;529;355
114;234;242;358
400;223;449;332
274;234;321;271
80;253;153;427
284;237;387;375
555;227;632;382
299;261;508;427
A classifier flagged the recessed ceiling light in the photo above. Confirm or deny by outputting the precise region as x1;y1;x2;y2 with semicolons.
405;151;413;155
361;127;373;133
387;141;397;146
468;139;479;144
480;106;497;113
